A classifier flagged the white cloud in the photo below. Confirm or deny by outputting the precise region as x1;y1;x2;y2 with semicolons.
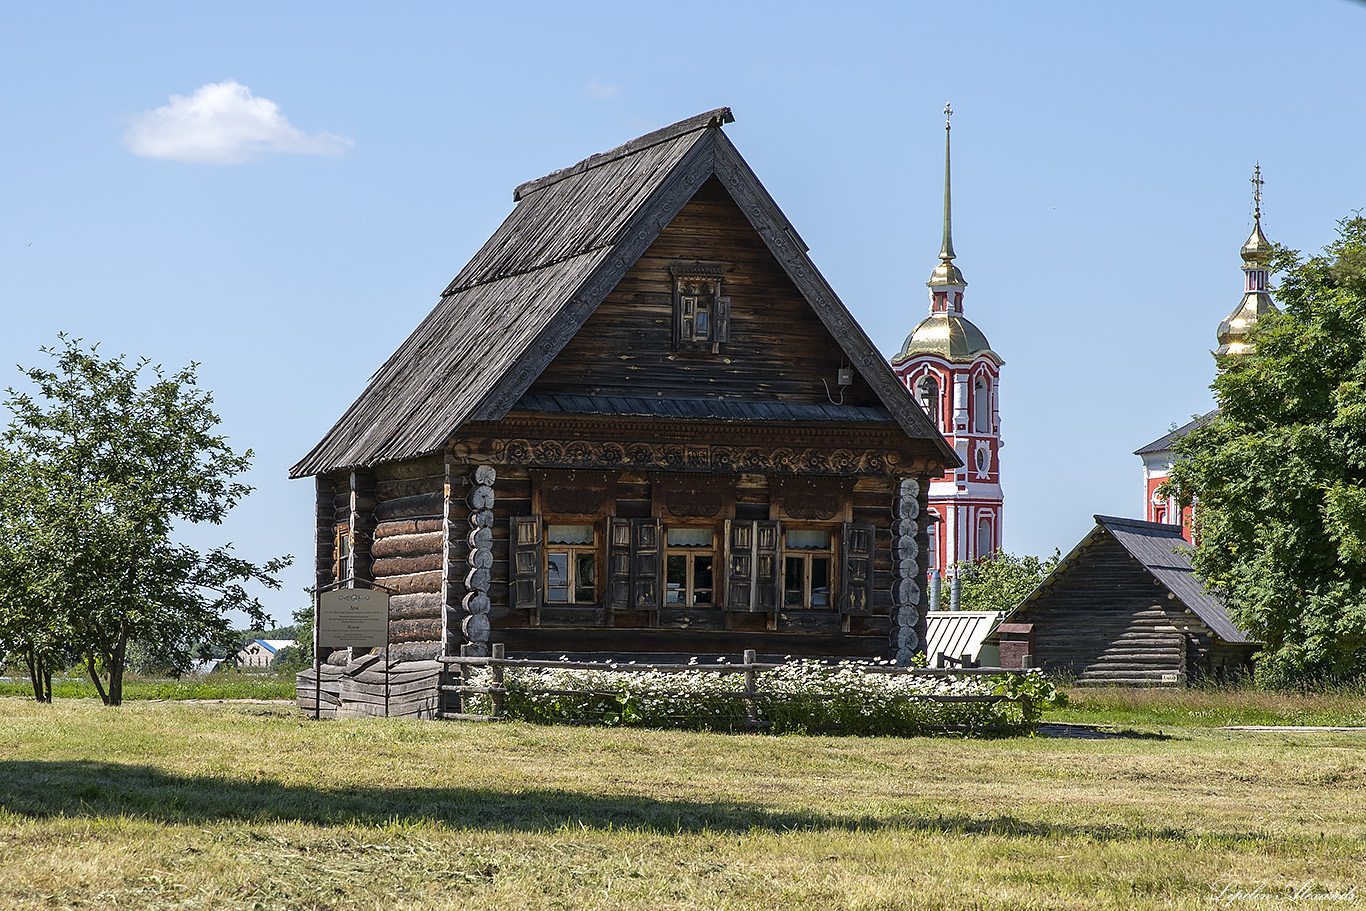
582;77;620;100
124;80;352;164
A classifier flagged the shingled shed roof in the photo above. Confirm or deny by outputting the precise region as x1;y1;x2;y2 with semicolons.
1018;515;1251;644
291;109;955;478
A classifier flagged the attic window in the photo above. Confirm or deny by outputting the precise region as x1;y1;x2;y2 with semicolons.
670;264;729;353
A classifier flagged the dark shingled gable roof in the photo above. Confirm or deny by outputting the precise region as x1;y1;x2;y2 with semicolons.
1016;515;1252;645
291;109;955;478
1134;411;1216;456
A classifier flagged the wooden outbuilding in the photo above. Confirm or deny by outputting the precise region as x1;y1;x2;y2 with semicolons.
290;109;958;667
1003;515;1258;685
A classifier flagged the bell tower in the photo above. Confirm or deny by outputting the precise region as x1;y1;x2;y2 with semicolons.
891;105;1005;584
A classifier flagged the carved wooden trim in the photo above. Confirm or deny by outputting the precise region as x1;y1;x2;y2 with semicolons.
531;469;619;517
769;476;854;522
651;474;736;519
455;435;911;478
467;415;918;453
892;476;927;665
459;464;496;656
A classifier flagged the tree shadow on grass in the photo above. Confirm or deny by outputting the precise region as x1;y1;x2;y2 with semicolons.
0;759;1247;846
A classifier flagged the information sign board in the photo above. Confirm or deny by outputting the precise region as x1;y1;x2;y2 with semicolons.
317;588;390;649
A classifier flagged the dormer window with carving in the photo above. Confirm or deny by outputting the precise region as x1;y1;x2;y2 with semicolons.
671;264;730;353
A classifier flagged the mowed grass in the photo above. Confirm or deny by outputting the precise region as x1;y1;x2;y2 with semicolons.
2;699;1364;910
0;673;297;701
1055;683;1366;729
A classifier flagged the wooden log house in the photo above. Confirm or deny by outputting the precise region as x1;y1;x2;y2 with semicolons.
290;109;959;669
1002;515;1258;685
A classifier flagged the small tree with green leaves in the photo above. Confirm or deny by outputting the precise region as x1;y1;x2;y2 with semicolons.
952;550;1059;615
0;337;290;705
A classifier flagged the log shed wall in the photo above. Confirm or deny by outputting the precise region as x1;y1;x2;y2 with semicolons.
1023;533;1254;685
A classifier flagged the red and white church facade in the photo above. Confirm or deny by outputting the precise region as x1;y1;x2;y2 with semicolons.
891;107;1004;580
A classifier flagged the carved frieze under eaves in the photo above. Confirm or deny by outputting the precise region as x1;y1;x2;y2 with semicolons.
451;433;935;479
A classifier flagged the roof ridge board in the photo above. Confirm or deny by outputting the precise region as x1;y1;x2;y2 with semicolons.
1095;514;1189;534
513;108;734;202
709;132;956;462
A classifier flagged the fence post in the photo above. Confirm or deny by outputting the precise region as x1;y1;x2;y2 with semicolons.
491;642;506;719
743;648;758;729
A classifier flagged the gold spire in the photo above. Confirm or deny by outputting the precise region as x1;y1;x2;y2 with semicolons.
928;103;966;287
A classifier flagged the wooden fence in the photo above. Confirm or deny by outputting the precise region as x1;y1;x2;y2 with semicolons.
437;645;1037;732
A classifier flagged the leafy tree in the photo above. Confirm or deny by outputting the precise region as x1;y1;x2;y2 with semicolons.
0;451;67;701
1165;216;1366;685
0;337;290;705
952;550;1059;615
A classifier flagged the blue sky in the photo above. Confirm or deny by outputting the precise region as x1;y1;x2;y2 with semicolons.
3;1;1364;627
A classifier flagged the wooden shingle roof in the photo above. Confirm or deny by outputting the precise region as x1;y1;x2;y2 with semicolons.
1016;515;1252;645
291;109;955;478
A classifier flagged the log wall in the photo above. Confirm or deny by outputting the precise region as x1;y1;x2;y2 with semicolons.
526;176;883;407
1022;534;1251;686
369;456;445;662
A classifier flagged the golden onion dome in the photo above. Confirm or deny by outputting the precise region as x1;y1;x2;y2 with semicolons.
891;314;1003;366
1240;219;1273;264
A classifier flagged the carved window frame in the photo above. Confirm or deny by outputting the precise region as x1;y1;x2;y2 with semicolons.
543;522;601;606
670;263;729;353
333;525;350;583
780;524;839;610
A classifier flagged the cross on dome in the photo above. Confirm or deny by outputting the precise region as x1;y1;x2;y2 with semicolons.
1251;163;1264;221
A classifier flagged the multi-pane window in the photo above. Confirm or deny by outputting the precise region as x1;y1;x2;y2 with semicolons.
665;528;716;606
546;524;597;604
679;285;712;343
783;529;833;608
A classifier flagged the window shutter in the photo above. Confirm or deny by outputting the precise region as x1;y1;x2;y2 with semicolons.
714;296;730;348
754;520;780;611
630;518;663;609
840;521;876;615
681;297;696;343
607;518;632;610
724;520;754;610
511;516;542;609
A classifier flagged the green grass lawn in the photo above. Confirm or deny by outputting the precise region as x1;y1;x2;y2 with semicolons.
1055;683;1366;729
0;672;297;701
2;695;1365;910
